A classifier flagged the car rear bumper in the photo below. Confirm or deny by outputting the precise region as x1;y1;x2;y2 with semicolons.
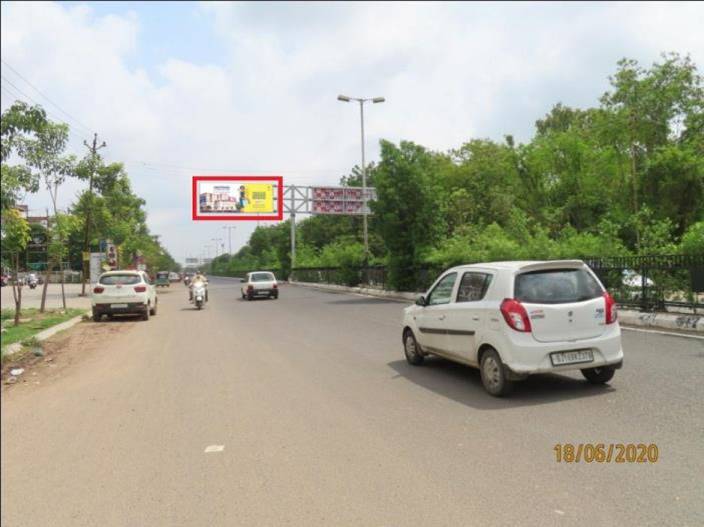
93;302;148;315
249;288;277;296
494;324;624;375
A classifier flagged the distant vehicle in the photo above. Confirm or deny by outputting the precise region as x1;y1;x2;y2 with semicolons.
91;270;157;322
0;274;8;287
27;273;38;289
155;271;170;287
402;260;623;397
169;272;181;283
183;269;197;287
241;271;278;300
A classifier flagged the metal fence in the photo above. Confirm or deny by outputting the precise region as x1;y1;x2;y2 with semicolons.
290;255;704;314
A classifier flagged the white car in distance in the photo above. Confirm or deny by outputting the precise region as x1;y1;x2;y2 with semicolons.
92;270;158;321
402;260;623;396
241;271;279;300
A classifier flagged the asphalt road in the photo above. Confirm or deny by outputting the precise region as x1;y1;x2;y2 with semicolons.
2;277;703;526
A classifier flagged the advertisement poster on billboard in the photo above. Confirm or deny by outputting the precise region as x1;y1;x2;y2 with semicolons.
89;253;104;284
106;242;118;270
192;176;283;221
311;186;376;215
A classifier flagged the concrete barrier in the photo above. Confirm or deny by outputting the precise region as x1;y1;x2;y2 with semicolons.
290;281;703;333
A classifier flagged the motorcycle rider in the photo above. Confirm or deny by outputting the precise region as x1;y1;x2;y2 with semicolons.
188;271;208;302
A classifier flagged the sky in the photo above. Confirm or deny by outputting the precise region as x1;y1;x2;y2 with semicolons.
1;1;703;263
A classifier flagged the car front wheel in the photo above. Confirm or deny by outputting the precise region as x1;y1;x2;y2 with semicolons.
480;348;513;397
581;366;616;384
403;329;424;366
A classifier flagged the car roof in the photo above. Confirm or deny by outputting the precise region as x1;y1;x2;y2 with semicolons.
100;270;142;276
447;260;586;273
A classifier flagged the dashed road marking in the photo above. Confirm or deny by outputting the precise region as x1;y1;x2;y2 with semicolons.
204;445;225;453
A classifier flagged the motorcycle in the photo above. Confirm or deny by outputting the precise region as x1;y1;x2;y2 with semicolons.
192;281;207;310
28;278;38;289
184;275;192;287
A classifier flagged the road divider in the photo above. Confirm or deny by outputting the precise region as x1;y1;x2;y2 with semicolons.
289;280;703;333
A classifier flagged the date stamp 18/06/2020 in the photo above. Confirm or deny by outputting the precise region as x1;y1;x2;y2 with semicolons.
553;443;659;463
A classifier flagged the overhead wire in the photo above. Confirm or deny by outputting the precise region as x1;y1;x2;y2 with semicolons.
1;59;94;136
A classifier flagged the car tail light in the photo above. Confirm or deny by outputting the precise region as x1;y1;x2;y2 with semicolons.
273;284;278;289
134;285;147;293
603;291;617;324
93;286;104;294
500;298;532;332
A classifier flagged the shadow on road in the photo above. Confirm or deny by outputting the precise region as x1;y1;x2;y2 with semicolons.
387;357;615;410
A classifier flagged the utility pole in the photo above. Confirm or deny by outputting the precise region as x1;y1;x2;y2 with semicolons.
80;133;106;296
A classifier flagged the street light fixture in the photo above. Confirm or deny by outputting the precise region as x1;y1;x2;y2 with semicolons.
337;94;385;259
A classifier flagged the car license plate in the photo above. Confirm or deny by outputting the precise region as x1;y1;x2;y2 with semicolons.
110;303;128;309
550;349;594;366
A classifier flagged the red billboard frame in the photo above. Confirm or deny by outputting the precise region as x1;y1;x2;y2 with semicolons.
192;175;284;221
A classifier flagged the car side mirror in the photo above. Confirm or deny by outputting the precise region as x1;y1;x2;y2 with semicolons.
415;295;426;306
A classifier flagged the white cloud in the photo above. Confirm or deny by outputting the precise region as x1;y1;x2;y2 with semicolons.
1;1;702;261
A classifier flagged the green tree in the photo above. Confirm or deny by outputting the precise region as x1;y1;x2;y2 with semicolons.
1;208;31;325
0;101;48;210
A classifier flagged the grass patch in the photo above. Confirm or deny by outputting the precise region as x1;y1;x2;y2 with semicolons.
1;308;85;349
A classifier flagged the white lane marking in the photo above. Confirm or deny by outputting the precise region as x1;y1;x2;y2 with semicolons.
621;326;704;340
204;445;225;453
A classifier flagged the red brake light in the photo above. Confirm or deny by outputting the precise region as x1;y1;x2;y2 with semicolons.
500;298;532;332
93;286;104;294
272;283;277;289
134;285;147;293
603;291;617;324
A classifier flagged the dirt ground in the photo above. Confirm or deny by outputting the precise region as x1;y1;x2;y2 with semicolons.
2;317;138;391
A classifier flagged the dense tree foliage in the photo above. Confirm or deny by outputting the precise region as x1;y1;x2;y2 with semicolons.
0;104;179;281
211;53;703;288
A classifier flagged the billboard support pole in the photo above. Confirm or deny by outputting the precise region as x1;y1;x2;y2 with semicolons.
290;189;296;272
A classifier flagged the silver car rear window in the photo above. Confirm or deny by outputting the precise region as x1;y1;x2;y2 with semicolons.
251;273;274;282
514;268;602;304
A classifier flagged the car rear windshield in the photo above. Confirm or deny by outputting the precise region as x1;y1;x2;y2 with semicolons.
251;273;274;282
514;268;602;304
100;274;141;285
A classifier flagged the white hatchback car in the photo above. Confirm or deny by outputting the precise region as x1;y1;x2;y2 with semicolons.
402;260;623;396
92;270;158;321
241;271;278;300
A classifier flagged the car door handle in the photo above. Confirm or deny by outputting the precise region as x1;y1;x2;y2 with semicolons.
472;316;480;321
438;315;446;320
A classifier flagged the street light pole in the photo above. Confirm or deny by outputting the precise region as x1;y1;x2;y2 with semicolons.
223;226;236;255
338;94;385;260
359;99;368;258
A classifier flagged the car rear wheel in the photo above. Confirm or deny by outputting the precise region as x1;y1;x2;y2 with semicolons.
150;299;157;316
142;305;150;321
480;348;513;397
581;366;616;384
403;329;424;366
92;310;101;322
